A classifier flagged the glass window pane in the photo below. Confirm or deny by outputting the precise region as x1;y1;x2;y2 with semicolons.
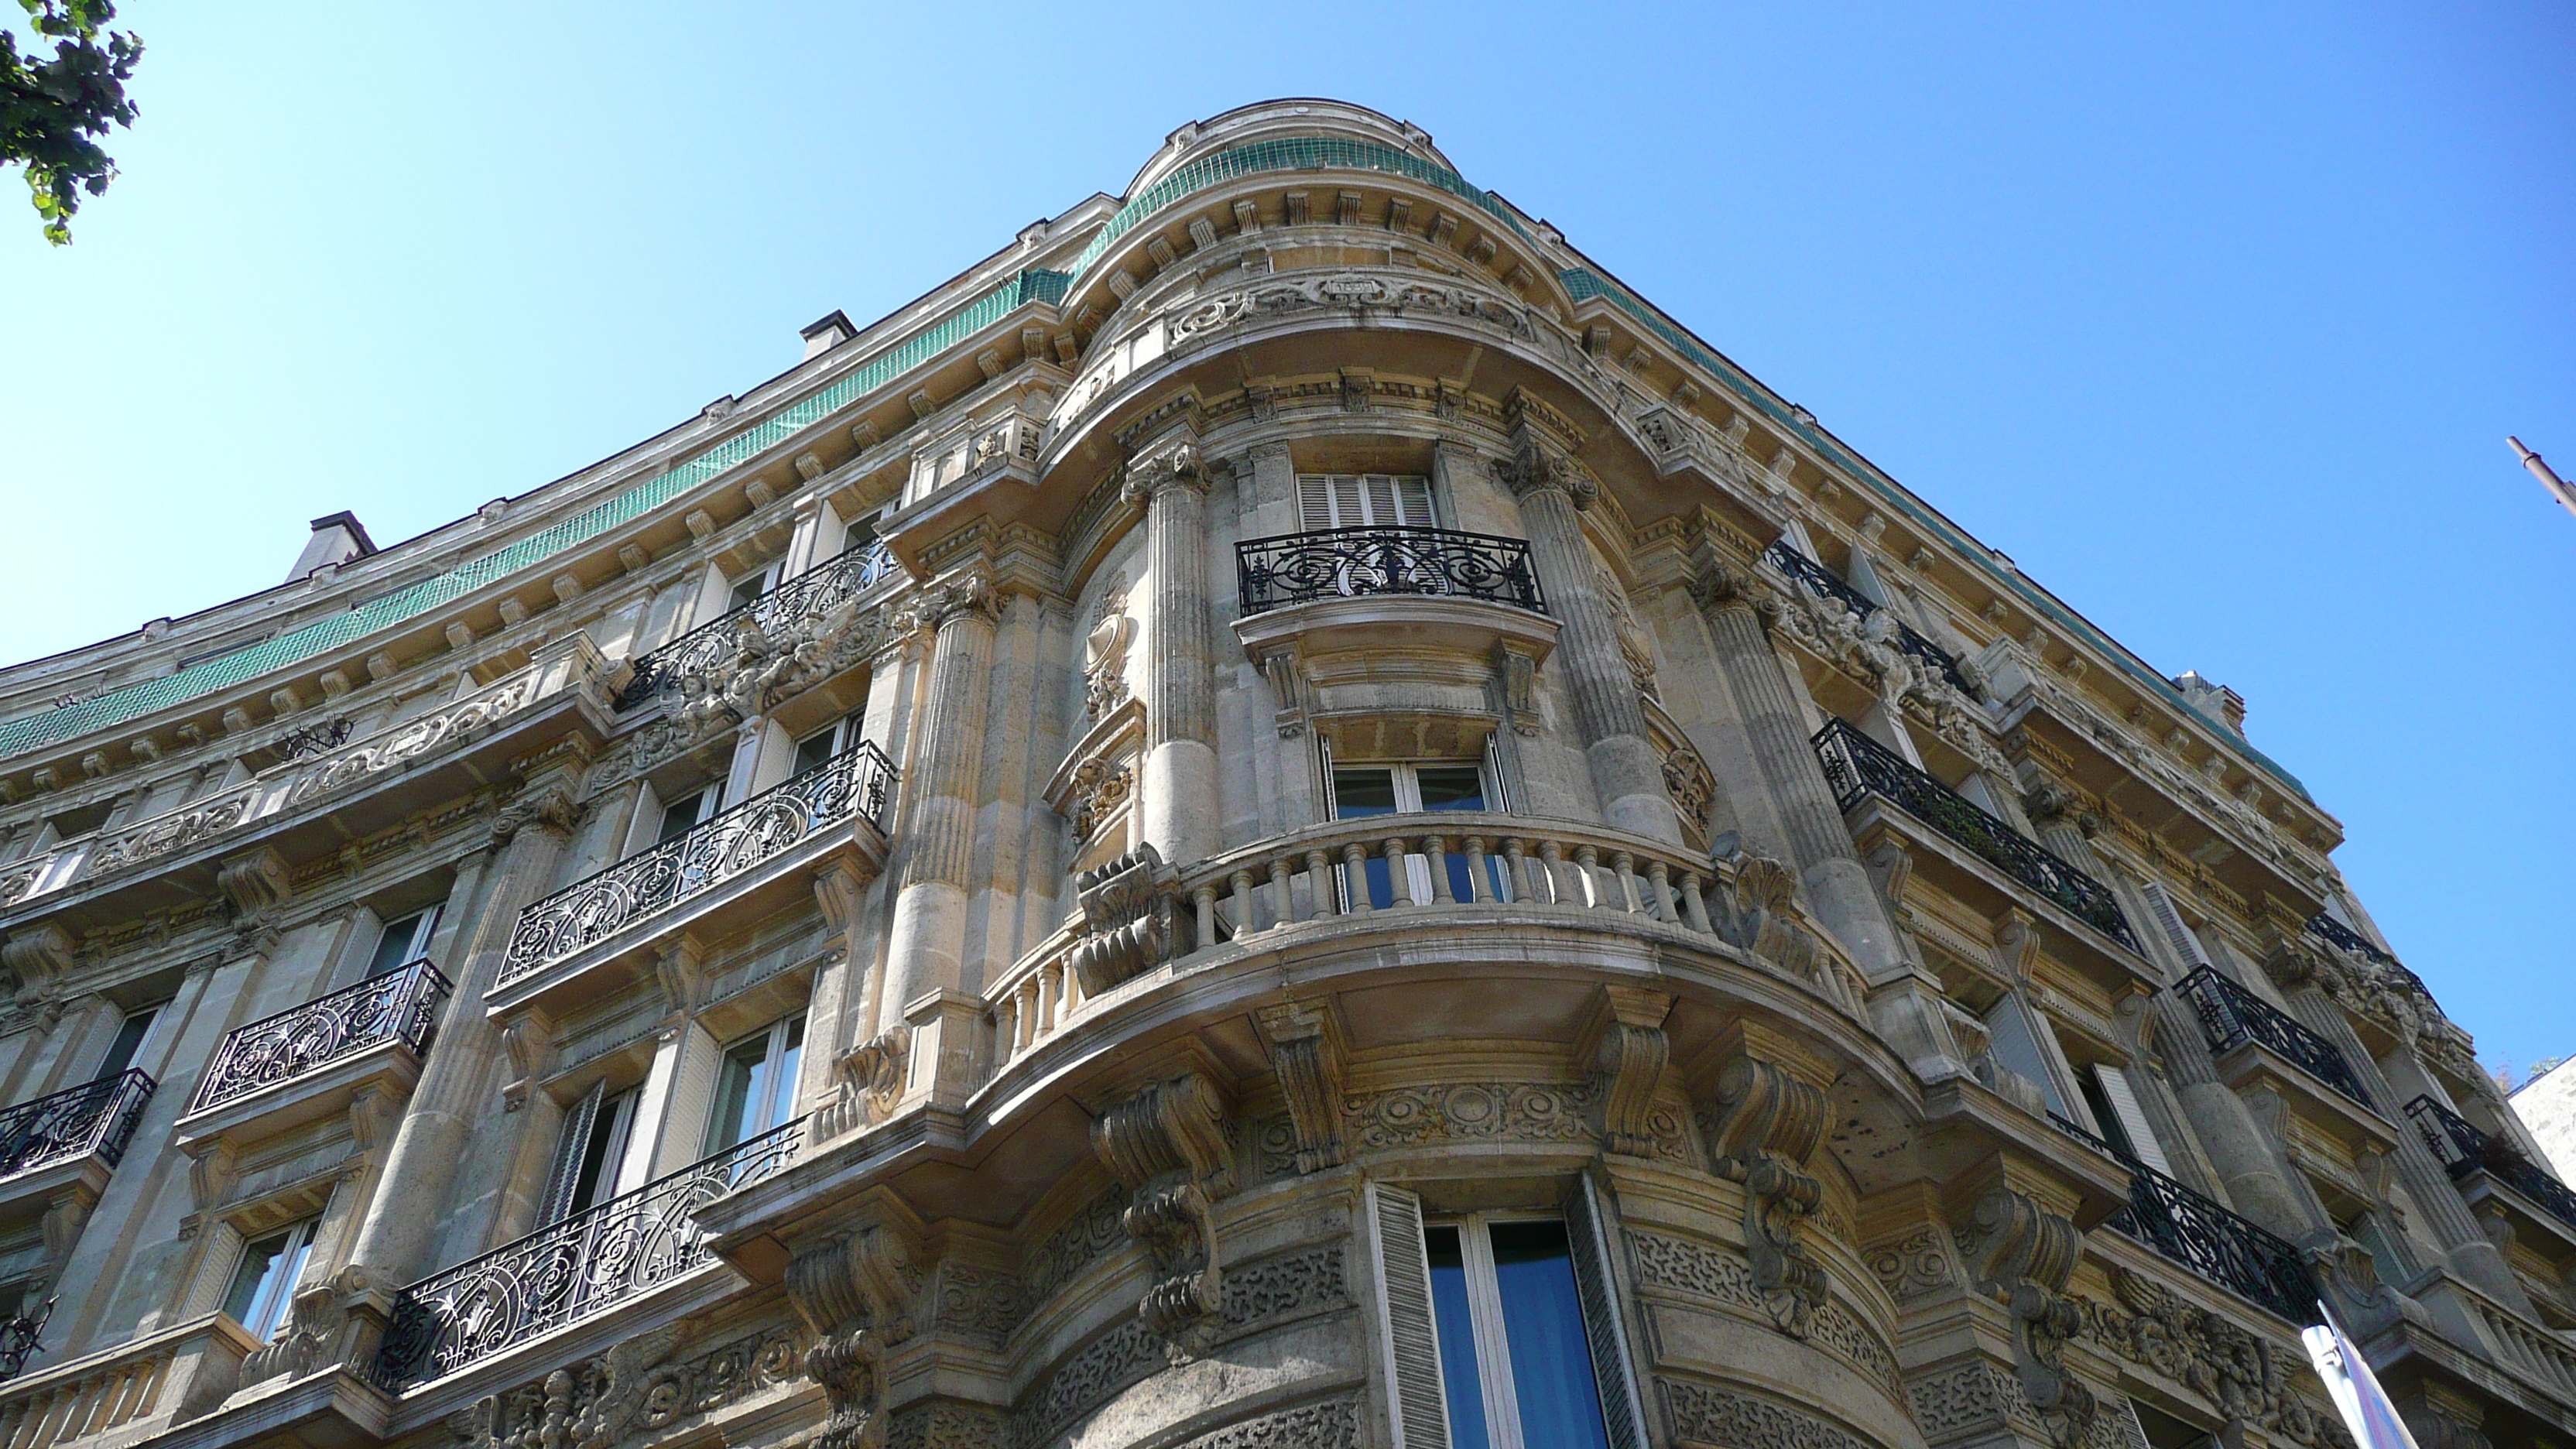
1488;1220;1613;1449
704;1036;770;1156
223;1231;289;1326
794;729;837;777
657;791;707;847
1414;766;1485;812
1424;1226;1493;1449
368;911;423;976
729;574;769;611
1331;769;1399;818
570;1089;635;1214
94;1008;157;1081
764;1017;805;1136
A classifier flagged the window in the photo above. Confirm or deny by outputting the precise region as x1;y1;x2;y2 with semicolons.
656;787;718;847
222;1218;317;1341
1298;474;1437;531
1980;993;2071;1118
793;714;865;777
540;1084;640;1223
94;1002;166;1081
1327;759;1503;906
728;561;785;614
704;1016;803;1159
2078;1063;2177;1177
843;516;879;557
363;906;441;978
1425;1218;1615;1449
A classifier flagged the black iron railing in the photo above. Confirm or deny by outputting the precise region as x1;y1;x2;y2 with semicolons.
2304;913;2434;999
616;540;903;710
1235;526;1545;618
2048;1114;2313;1322
1762;541;1972;696
1812;719;2141;951
0;1071;156;1181
372;1117;803;1391
2175;968;2374;1111
499;741;897;987
0;1299;49;1382
189;961;452;1115
2407;1095;2576;1237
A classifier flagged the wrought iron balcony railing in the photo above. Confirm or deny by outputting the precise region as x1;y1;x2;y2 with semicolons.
615;540;903;710
372;1116;803;1391
0;1300;48;1382
2174;967;2374;1111
2050;1114;2314;1322
499;741;897;987
2406;1095;2576;1237
1235;526;1546;618
1762;541;1972;696
0;1071;155;1182
188;961;452;1115
1812;719;2142;951
2304;913;2434;999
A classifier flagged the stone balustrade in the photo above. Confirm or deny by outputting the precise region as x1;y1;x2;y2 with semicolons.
0;1315;259;1449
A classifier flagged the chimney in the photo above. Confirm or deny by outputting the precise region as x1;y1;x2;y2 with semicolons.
2172;670;2248;735
290;512;377;583
800;310;857;360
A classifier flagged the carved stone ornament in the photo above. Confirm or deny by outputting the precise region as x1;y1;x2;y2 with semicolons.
1760;557;2008;774
1066;843;1190;996
1163;271;1536;351
447;1322;804;1449
1702;1055;1829;1338
1580;985;1674;1158
285;672;543;808
1084;584;1134;723
214;845;293;917
818;1025;909;1138
1253;1000;1347;1173
1492;440;1598;509
1661;745;1715;832
1958;1188;2097;1449
1067;757;1132;844
0;923;73;999
1090;1071;1238;1359
668;596;897;745
2078;1266;2338;1447
1119;440;1206;504
786;1219;921;1449
1494;642;1542;737
1714;856;1868;1015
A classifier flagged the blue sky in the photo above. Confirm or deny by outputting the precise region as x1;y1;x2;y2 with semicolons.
5;4;2570;1068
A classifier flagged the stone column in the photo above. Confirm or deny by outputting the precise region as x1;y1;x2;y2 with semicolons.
1128;444;1219;866
341;759;577;1297
1494;435;1679;844
875;570;997;1038
2148;993;2321;1239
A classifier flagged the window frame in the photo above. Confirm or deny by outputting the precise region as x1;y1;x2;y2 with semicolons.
1323;752;1508;906
1421;1211;1621;1449
791;714;865;778
701;1014;805;1159
364;904;442;978
222;1216;319;1343
1297;473;1438;531
726;560;786;615
93;1000;170;1082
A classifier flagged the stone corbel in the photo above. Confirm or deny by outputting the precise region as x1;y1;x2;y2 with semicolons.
1066;843;1188;995
498;1010;555;1113
214;846;293;917
1492;642;1542;737
348;1082;400;1152
1989;909;2041;988
1700;1023;1831;1337
1957;1187;2095;1449
40;1196;90;1269
0;923;74;999
1254;1001;1347;1173
653;933;707;1018
187;1139;238;1211
1577;985;1673;1158
1091;1071;1237;1359
786;1198;923;1449
1861;838;1912;920
823;1026;910;1137
1260;647;1310;738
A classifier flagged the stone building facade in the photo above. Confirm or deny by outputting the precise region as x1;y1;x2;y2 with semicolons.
0;99;2567;1449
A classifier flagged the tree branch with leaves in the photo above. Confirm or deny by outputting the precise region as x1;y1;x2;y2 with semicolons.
2;0;140;245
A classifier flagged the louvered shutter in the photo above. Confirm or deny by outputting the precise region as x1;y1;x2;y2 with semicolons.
2098;1392;2151;1449
538;1081;605;1225
1332;474;1366;528
1300;474;1337;531
1363;474;1400;526
1365;1181;1453;1449
2139;882;2214;971
1564;1177;1650;1449
1392;474;1437;527
2093;1065;2177;1177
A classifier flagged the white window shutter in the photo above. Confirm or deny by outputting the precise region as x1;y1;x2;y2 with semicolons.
539;1081;604;1225
2093;1065;2176;1178
2139;882;2213;971
1299;474;1336;531
1365;1181;1454;1449
1362;474;1400;526
1565;1177;1650;1449
1395;474;1437;527
1331;474;1366;528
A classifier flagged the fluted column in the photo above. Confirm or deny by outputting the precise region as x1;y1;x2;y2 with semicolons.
1129;444;1218;866
1494;437;1680;844
876;570;997;1036
343;764;574;1293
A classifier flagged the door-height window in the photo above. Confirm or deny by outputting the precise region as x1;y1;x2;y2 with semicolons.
223;1218;317;1341
363;905;441;978
655;786;719;848
540;1083;641;1225
94;1002;167;1081
793;714;866;777
727;560;786;615
704;1015;804;1159
1298;474;1437;531
1327;758;1503;906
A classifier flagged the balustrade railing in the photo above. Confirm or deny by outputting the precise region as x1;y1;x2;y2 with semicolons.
2304;913;2433;998
615;541;902;709
988;811;1869;1072
1235;526;1545;618
1812;719;2140;951
2406;1095;2576;1236
373;1117;803;1391
0;1072;155;1182
188;961;451;1115
2174;967;2374;1110
2049;1114;2313;1322
500;742;896;987
1762;541;1972;695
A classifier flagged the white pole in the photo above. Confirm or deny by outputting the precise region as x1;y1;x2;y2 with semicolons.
2510;436;2576;521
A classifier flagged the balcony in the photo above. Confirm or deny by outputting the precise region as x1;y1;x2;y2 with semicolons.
2304;913;2434;998
2051;1115;2314;1322
0;1072;155;1189
2408;1095;2576;1249
0;1300;44;1383
492;742;896;1011
190;962;450;1117
1762;540;1971;695
615;540;901;710
372;1118;803;1392
2175;967;2374;1111
1235;526;1545;618
1812;718;2142;953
